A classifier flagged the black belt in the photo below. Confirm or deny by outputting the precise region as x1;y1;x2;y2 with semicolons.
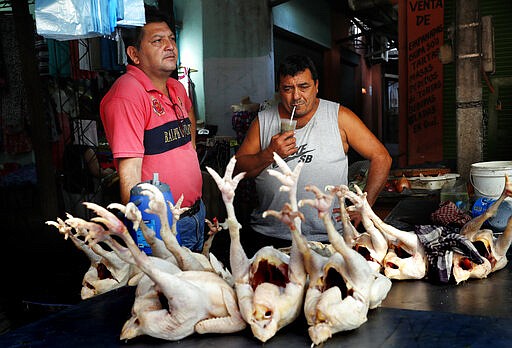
180;199;201;218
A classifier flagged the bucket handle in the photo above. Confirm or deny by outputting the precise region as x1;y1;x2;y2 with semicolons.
470;170;504;197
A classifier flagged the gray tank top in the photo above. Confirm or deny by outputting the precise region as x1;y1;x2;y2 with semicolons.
251;99;348;241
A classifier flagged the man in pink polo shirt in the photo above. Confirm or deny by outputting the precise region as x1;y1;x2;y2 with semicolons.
100;6;204;252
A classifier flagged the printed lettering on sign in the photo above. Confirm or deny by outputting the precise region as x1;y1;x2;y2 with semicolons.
406;0;444;164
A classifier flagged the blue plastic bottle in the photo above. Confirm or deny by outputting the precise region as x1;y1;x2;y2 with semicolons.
472;197;512;232
128;173;180;254
471;197;496;218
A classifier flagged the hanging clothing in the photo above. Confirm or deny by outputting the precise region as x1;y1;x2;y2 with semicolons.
100;37;124;71
178;67;192;99
47;39;71;77
34;34;49;76
0;14;32;154
69;40;97;80
115;28;127;66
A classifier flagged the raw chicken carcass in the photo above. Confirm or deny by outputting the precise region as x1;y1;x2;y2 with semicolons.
206;155;307;343
79;202;247;341
330;185;388;272
453;174;512;283
298;185;391;346
330;186;392;309
122;183;233;285
120;258;180;340
118;205;233;339
341;184;427;280
46;216;137;299
133;184;213;271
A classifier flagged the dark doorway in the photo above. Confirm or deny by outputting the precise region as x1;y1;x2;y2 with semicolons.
273;27;326;95
339;47;361;115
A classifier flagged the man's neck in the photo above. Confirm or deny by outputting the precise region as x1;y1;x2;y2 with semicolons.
134;65;172;98
149;76;170;99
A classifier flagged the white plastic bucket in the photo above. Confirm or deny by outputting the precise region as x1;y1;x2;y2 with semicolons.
470;161;512;199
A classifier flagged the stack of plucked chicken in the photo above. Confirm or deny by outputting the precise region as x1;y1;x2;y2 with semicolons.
46;155;512;346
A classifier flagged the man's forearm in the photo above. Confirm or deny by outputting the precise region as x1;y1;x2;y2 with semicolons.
188;107;197;148
118;158;142;204
235;147;275;177
363;155;392;206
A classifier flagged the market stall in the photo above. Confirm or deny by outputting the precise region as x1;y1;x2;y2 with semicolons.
1;197;511;347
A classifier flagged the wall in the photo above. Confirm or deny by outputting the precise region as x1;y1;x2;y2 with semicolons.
442;1;456;162
202;0;273;136
480;0;512;160
175;0;334;137
272;0;331;49
443;0;512;163
174;0;205;122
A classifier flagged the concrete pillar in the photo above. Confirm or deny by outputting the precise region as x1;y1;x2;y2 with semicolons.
456;0;483;180
398;0;408;168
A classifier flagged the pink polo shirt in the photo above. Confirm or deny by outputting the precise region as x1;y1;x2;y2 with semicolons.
100;65;202;206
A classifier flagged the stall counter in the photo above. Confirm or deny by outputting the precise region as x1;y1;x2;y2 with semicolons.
1;197;511;347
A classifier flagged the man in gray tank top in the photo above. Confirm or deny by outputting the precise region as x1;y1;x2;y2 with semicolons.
235;55;391;255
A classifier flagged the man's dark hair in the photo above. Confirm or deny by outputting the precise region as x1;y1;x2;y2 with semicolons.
277;54;319;82
121;5;173;64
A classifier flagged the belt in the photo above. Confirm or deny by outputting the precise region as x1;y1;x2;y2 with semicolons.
180;199;201;218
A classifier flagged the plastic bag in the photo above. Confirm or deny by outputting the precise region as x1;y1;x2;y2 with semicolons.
116;0;145;27
116;0;125;21
35;0;95;40
35;0;118;40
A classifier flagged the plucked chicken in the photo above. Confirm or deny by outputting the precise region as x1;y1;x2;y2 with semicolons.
341;184;427;280
47;216;137;299
207;155;307;343
78;202;246;340
453;174;512;283
298;185;391;345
